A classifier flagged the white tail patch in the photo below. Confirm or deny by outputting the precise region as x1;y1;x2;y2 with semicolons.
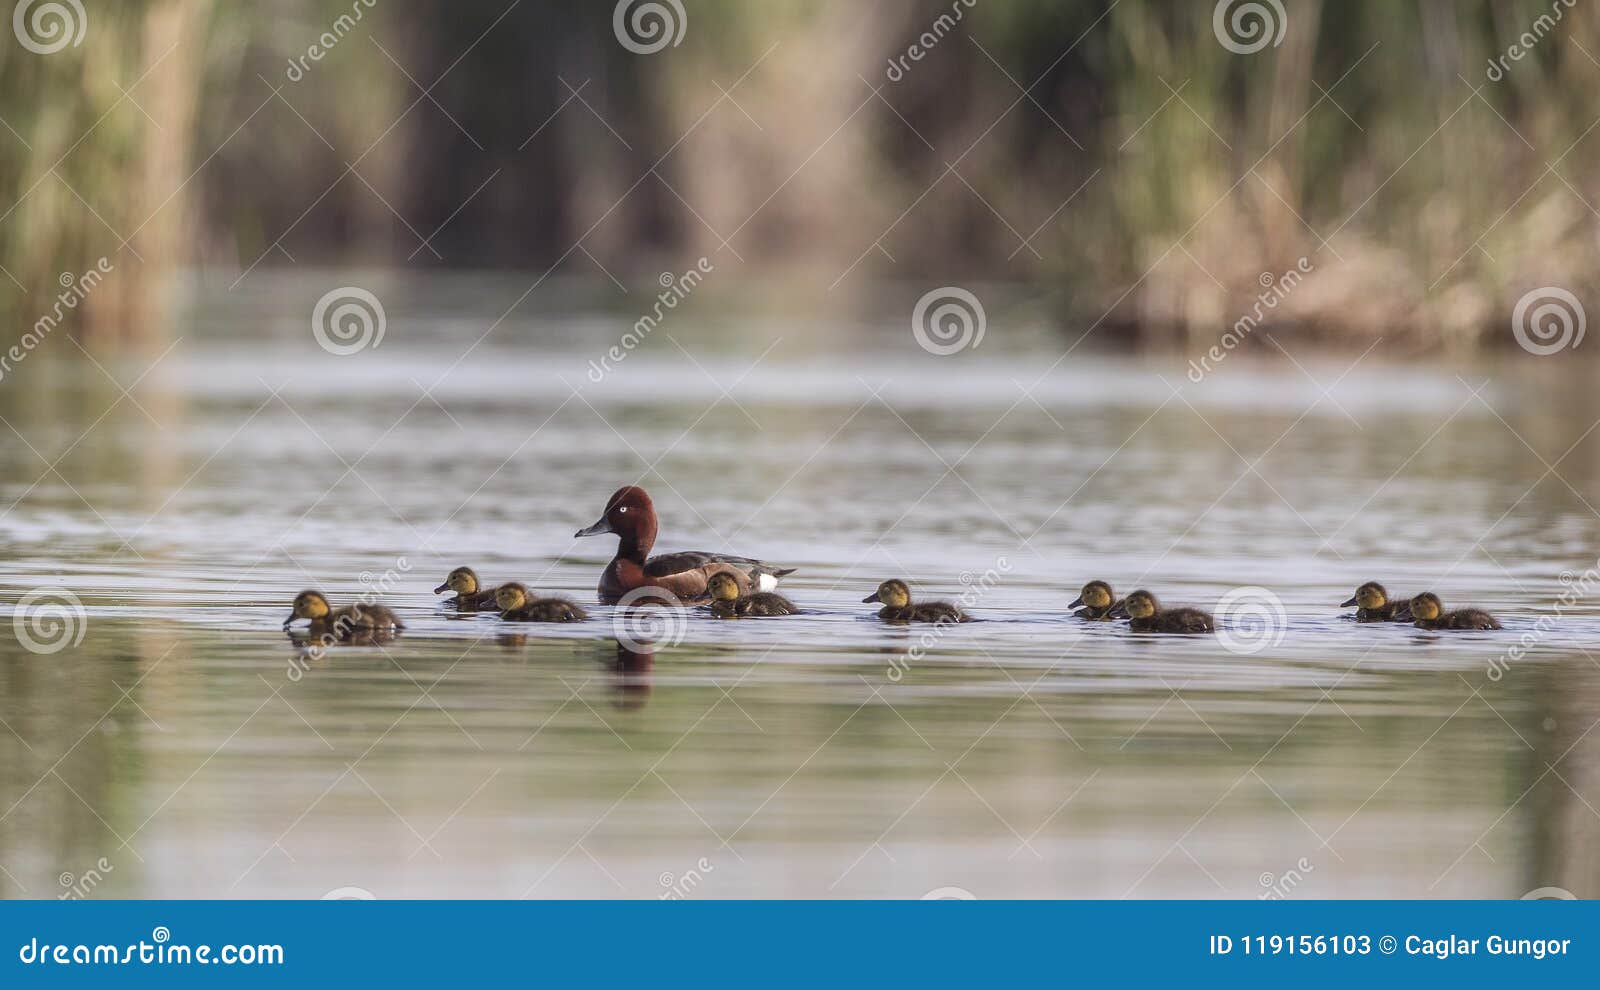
757;573;778;592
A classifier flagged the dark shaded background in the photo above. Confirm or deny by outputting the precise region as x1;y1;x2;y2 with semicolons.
1;0;1595;349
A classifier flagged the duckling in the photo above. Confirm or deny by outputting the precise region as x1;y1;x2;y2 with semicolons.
1395;592;1501;631
861;579;969;624
283;590;404;637
496;582;588;622
706;570;799;618
1340;581;1410;623
1108;589;1214;633
434;566;502;610
1068;580;1120;620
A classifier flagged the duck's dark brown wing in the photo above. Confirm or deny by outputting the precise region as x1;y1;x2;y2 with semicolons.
1446;609;1501;630
910;602;968;623
1161;608;1214;633
643;552;794;582
737;592;799;616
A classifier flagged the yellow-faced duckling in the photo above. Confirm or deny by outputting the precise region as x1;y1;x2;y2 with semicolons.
1109;589;1214;633
706;570;799;618
283;590;404;637
1340;581;1410;623
862;579;969;624
434;566;502;610
1069;580;1119;620
496;582;588;622
1394;592;1501;631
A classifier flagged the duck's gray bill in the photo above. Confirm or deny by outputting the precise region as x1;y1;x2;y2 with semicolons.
861;592;881;603
1340;595;1358;607
1067;596;1084;609
433;583;450;594
574;518;613;538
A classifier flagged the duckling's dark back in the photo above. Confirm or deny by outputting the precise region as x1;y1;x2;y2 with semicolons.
504;596;588;622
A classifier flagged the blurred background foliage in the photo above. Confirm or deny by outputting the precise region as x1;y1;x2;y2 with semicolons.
0;0;1596;351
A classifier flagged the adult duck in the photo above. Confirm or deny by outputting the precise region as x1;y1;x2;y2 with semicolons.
574;485;795;603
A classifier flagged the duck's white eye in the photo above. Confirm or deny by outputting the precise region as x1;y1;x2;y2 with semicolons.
618;506;628;513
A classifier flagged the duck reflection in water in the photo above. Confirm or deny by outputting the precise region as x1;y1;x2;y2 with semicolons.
611;640;654;711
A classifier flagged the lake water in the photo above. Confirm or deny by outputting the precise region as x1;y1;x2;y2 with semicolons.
2;273;1599;899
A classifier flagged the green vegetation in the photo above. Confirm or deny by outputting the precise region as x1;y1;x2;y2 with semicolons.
1;0;1595;349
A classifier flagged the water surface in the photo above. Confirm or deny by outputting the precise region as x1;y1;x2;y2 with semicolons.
3;274;1599;898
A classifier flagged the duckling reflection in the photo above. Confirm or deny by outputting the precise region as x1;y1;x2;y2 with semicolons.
1108;589;1214;633
1394;592;1502;630
611;640;654;711
1068;580;1119;620
434;566;503;611
862;579;969;623
706;571;799;618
